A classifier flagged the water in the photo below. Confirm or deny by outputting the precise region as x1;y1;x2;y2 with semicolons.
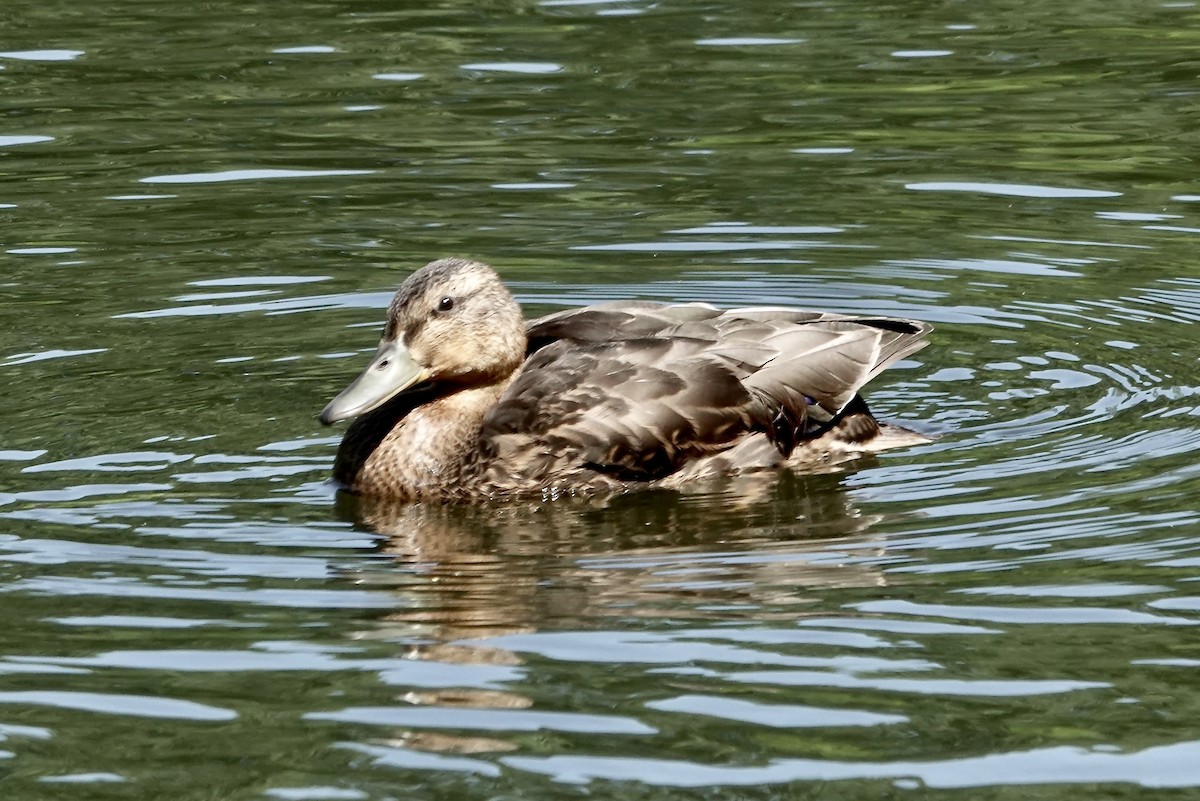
3;0;1200;797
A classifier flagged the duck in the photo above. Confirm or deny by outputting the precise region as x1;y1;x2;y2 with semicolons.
319;258;933;502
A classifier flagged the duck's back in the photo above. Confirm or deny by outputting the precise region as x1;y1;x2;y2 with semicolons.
472;301;931;494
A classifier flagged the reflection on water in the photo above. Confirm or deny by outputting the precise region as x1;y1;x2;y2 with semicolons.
4;0;1200;796
342;472;888;640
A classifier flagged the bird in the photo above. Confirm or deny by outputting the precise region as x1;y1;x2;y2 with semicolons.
319;257;932;502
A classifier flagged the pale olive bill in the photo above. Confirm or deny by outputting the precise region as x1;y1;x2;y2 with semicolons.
319;339;430;424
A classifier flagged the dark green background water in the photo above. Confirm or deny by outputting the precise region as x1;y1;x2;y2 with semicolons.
4;0;1200;797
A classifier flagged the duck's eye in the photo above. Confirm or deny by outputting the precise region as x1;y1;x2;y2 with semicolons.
437;296;455;313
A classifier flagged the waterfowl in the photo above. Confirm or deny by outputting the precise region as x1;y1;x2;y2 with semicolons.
320;258;932;501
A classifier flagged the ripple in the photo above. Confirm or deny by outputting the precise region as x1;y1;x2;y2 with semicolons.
891;50;954;57
467;630;937;671
491;182;576;190
540;0;633;5
503;740;1200;788
723;670;1107;697
23;645;521;688
132;519;363;549
39;773;125;784
670;224;843;235
106;193;176;200
696;37;805;46
178;290;276;302
0;135;52;147
7;247;78;255
338;742;500;777
0;483;171;507
118;269;944;322
792;147;854;154
372;72;423;81
1;348;105;367
851;600;1194;625
461;62;563;74
48;615;246;629
906;182;1121;198
891;256;1083;278
0;538;331;578
1143;222;1200;236
0;691;234;721
139;168;374;184
1134;658;1200;668
798;618;1000;635
272;45;338;54
1148;597;1200;612
265;788;367;801
1097;211;1181;221
573;241;857;253
0;50;84;61
0;450;46;462
22;451;191;473
646;695;906;728
14;648;401;672
307;705;655;734
0;723;50;742
173;454;328;484
5;576;394;609
115;289;392;318
663;626;895;650
0;661;88;676
954;583;1171;598
193;275;329;287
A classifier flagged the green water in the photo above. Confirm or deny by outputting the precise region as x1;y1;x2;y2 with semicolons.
4;0;1200;798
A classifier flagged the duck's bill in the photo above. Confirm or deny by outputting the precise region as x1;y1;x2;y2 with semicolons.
319;340;430;424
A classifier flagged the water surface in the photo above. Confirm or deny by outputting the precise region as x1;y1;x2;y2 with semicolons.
3;0;1200;798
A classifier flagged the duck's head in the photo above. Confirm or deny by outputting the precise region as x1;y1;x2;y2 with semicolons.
320;258;526;424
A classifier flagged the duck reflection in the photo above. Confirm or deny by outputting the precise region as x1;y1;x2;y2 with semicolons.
333;470;895;758
337;469;889;640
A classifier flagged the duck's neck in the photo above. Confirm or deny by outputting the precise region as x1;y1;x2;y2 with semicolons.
340;379;510;500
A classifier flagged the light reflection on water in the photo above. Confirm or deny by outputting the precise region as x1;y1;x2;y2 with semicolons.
6;226;1200;793
3;0;1200;796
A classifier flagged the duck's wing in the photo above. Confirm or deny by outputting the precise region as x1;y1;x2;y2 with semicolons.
524;301;725;353
711;313;932;423
527;302;931;419
480;335;765;483
480;304;931;484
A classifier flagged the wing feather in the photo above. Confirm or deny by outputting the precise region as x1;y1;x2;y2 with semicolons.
482;301;931;485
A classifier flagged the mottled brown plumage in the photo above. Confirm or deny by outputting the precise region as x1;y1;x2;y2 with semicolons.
320;258;933;501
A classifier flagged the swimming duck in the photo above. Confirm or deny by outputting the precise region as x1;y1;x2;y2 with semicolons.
320;258;932;501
